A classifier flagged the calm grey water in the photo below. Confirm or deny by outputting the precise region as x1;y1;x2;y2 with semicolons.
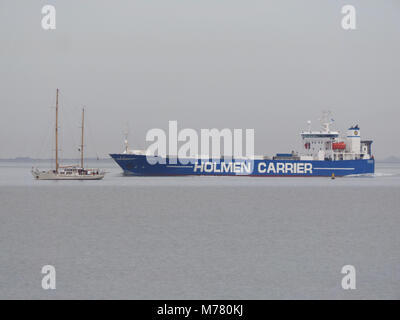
0;161;399;299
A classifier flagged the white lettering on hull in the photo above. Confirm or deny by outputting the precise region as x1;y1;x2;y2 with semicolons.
194;162;312;174
194;162;252;174
258;162;313;174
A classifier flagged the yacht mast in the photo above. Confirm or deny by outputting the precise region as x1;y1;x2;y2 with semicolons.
81;107;85;168
55;88;59;172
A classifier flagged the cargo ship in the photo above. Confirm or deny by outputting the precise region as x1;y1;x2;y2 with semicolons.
110;115;374;177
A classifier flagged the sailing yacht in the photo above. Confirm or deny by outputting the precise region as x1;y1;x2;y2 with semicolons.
32;89;105;180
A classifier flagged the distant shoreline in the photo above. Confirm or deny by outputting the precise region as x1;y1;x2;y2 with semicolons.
1;157;400;163
0;157;113;162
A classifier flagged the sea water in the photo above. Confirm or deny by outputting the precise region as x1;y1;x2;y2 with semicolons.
0;161;399;299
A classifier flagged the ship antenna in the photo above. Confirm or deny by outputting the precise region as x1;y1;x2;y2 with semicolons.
320;110;332;132
123;123;129;153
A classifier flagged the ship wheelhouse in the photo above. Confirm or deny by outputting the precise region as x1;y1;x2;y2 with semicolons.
299;114;373;161
301;131;339;160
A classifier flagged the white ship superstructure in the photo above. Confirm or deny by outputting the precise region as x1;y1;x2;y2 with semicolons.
300;112;373;161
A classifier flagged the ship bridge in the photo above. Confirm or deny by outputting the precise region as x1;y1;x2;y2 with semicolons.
299;113;372;161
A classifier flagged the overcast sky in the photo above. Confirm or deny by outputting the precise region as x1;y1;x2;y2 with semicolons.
0;0;399;159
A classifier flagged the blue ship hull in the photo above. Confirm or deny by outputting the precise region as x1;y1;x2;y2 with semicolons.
110;154;375;177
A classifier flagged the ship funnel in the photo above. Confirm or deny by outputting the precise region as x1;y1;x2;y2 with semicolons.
346;126;361;153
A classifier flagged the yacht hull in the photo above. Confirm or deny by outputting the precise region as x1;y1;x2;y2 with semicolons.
32;170;105;180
